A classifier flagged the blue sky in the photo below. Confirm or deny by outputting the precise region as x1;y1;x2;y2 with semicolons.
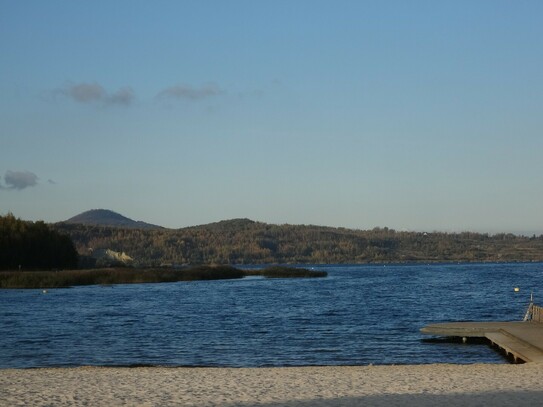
1;1;542;233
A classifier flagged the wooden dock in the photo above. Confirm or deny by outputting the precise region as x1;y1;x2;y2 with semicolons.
421;304;543;363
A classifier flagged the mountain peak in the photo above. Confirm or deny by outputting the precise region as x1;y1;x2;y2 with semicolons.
65;209;163;229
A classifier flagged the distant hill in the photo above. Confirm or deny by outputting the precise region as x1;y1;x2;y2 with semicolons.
65;209;163;230
186;218;257;232
52;213;543;266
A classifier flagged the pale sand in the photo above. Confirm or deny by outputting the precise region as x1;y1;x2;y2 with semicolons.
2;364;543;406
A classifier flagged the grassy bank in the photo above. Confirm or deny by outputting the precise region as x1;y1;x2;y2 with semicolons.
0;265;326;289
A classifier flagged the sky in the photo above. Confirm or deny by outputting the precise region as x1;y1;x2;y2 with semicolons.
1;1;542;234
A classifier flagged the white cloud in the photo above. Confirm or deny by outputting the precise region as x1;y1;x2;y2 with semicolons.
1;170;39;190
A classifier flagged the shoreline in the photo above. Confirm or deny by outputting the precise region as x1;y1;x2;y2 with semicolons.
0;358;516;372
2;363;543;406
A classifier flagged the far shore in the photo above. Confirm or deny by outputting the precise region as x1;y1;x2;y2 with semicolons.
2;364;543;406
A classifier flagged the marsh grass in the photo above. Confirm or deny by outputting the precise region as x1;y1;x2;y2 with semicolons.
0;265;326;288
0;265;244;289
247;266;328;279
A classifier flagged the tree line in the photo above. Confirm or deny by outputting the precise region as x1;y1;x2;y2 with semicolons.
0;214;78;270
52;218;543;266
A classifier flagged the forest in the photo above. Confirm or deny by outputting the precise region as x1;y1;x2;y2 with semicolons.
0;214;78;270
52;218;543;266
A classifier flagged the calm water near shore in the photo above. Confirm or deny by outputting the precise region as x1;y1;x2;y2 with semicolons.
1;263;542;368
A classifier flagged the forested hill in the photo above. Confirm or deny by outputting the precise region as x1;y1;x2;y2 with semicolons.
52;218;543;266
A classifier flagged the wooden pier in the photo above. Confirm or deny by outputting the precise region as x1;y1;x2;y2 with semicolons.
421;304;543;363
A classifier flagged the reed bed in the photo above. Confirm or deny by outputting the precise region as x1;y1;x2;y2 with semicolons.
0;265;326;288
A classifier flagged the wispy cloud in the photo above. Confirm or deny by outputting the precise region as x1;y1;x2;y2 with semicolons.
65;82;106;103
1;170;39;190
108;87;134;106
58;82;135;106
156;83;224;101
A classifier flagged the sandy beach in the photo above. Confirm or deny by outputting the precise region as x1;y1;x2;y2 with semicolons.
2;363;543;406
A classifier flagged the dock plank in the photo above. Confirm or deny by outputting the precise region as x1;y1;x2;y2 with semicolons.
485;331;543;363
421;321;543;363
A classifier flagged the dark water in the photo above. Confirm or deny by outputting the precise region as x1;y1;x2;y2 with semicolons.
1;263;541;368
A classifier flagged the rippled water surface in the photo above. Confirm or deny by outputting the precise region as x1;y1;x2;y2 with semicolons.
1;263;542;368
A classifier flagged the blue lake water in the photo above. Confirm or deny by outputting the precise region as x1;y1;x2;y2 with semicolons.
1;263;542;368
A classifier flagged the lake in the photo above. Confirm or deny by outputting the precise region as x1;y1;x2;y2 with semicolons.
1;263;541;368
